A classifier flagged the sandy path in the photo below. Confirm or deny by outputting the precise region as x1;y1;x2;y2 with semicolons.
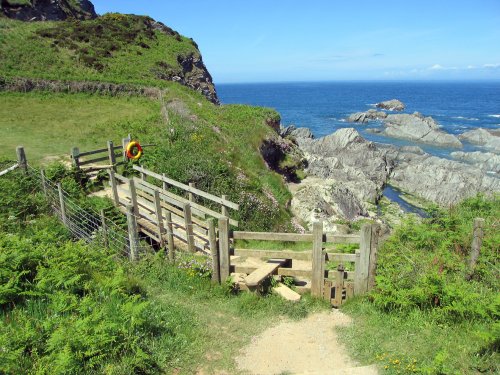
235;310;378;375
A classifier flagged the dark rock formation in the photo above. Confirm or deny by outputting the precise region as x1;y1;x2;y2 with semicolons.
260;137;307;183
173;53;219;105
1;0;97;21
376;99;405;111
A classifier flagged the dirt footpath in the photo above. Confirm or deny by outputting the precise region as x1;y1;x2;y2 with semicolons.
235;310;378;375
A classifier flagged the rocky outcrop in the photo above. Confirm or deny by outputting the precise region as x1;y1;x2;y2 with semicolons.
458;128;500;152
387;148;500;206
291;177;368;232
451;151;500;174
347;109;387;123
287;129;393;229
173;53;219;105
376;99;405;111
382;112;462;148
260;136;307;183
1;0;97;21
280;125;314;139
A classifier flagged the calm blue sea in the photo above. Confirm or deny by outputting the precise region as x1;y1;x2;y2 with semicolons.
217;81;500;157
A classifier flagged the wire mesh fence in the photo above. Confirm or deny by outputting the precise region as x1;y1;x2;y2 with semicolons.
26;165;152;259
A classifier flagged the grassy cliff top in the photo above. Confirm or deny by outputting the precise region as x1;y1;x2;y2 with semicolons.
0;14;217;102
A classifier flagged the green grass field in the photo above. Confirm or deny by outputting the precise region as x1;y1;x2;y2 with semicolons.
0;92;159;163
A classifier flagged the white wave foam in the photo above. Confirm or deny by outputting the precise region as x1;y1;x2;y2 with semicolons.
452;116;479;121
488;114;500;118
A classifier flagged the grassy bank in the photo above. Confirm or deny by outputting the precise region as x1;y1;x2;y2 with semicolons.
340;195;499;374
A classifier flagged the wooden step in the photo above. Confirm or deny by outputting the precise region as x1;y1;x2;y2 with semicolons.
273;283;301;303
244;259;285;287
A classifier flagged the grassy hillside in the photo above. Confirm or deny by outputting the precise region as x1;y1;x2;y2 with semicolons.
0;14;212;94
0;14;294;231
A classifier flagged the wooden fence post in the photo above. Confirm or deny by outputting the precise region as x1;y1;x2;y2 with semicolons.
153;190;166;247
333;264;345;307
311;221;324;298
107;140;116;171
356;224;372;294
208;218;220;284
354;250;362;294
189;182;195;202
71;147;80;169
183;203;195;252
165;211;175;261
108;170;119;205
57;183;67;226
468;218;485;275
40;169;47;198
221;194;229;218
126;204;139;261
16;146;27;173
218;217;230;282
122;137;130;162
162;173;168;190
100;209;109;248
367;224;380;290
128;178;139;216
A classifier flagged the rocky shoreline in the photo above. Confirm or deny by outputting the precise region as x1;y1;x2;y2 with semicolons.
273;99;500;230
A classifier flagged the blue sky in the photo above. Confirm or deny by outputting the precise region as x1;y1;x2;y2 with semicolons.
91;0;500;83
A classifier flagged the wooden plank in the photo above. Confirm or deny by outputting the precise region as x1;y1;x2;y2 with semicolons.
78;147;109;157
324;233;361;244
128;178;139;216
325;253;357;262
244;260;285;287
16;146;27;172
165;211;175;261
183;203;195;253
345;282;354;299
114;173;129;183
368;224;380;290
79;155;110;166
134;178;209;225
232;231;313;242
273;283;301;302
323;280;333;301
71;147;80;168
356;224;371;294
126;204;139;261
332;267;345;306
0;163;19;177
154;190;166;248
234;249;312;261
221;194;229;217
57;183;67;225
134;177;238;226
311;221;324;298
133;165;239;210
234;266;313;278
326;270;354;280
208;219;220;284
107;140;116;170
354;250;362;295
218;218;230;282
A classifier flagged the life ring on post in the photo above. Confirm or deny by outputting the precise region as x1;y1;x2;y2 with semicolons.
126;141;143;160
